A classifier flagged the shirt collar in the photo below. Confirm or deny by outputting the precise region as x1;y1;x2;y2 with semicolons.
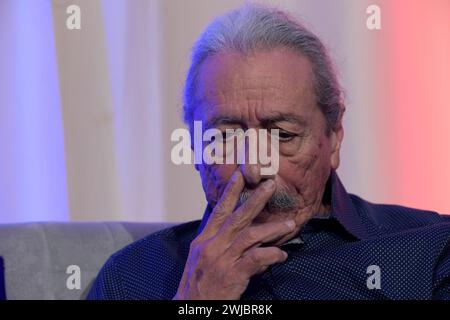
197;170;378;241
328;170;379;240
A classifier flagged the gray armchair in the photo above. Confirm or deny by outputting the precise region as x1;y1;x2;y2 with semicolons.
0;222;176;300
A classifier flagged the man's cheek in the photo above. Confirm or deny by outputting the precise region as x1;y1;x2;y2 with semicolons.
280;152;325;194
278;152;319;179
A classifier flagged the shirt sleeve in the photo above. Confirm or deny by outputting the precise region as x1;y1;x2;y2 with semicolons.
432;237;450;300
86;256;127;300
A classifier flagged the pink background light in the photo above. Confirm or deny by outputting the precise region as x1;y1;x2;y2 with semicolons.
380;0;450;213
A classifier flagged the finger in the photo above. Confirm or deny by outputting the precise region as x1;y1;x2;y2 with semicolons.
234;247;288;278
226;220;296;258
201;170;245;238
221;179;276;237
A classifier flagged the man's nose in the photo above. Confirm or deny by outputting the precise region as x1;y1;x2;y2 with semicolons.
238;136;274;187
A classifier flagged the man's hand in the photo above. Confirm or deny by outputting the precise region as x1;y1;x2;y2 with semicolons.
174;170;295;300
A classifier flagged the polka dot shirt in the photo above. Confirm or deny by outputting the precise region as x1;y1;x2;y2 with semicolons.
88;172;450;300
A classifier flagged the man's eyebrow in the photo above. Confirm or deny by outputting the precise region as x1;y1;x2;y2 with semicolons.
260;114;308;126
205;114;308;128
206;116;245;128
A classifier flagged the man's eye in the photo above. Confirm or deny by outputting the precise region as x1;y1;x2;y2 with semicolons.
276;131;296;141
216;131;236;141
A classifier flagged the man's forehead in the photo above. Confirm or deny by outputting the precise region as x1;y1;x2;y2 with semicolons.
194;49;316;125
198;74;309;106
203;110;310;128
196;49;315;98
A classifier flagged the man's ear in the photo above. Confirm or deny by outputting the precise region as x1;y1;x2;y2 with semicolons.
330;122;344;170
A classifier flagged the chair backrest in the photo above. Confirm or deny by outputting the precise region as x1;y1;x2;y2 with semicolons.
0;221;177;300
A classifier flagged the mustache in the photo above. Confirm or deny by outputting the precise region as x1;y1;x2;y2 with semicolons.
238;185;299;212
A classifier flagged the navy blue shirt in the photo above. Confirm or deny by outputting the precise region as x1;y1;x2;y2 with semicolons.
88;171;450;300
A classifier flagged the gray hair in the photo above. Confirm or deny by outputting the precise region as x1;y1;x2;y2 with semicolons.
183;3;344;134
239;186;299;213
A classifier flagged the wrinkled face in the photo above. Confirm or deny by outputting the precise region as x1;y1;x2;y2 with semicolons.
193;47;343;231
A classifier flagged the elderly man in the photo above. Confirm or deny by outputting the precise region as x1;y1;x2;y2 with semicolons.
88;4;450;300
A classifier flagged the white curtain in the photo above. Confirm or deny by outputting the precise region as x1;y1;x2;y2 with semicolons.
1;0;448;223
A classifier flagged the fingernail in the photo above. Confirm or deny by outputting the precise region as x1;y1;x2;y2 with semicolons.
283;251;288;260
263;179;275;190
285;220;296;231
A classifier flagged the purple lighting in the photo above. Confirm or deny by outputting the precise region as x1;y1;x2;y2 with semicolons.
0;0;69;222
